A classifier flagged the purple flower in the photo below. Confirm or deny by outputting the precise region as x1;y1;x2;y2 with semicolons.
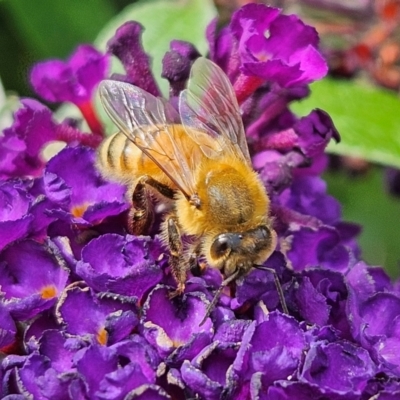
300;340;376;395
43;146;128;228
293;109;340;158
207;4;327;104
0;100;57;178
286;226;351;272
107;21;160;97
76;234;163;299
0;180;33;250
231;4;328;91
0;303;17;351
57;285;138;345
181;342;239;400
278;176;341;225
233;251;291;313
226;312;306;397
142;286;213;361
206;19;237;80
0;99;102;180
0;240;69;320
30;45;108;135
31;45;108;106
162;40;201;97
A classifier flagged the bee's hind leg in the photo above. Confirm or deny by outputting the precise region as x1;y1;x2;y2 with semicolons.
186;241;204;276
128;175;175;235
166;216;186;298
128;180;155;235
140;175;175;199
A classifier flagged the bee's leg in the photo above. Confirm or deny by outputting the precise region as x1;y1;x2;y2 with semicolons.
128;180;155;235
186;241;203;276
140;175;175;199
166;216;186;297
128;175;174;235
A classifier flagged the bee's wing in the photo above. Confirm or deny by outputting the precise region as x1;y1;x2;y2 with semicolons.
99;80;197;199
179;57;251;164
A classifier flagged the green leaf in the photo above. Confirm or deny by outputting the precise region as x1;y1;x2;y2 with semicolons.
2;0;117;58
291;79;400;168
95;0;217;95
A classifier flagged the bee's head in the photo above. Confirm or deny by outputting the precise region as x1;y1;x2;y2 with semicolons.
208;225;277;277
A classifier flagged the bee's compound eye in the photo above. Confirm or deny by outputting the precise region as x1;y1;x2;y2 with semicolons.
210;235;230;259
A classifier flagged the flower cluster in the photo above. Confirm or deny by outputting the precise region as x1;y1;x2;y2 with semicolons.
1;4;400;399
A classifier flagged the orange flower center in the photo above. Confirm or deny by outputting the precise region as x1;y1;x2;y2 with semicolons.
71;203;90;218
97;327;108;346
40;285;57;299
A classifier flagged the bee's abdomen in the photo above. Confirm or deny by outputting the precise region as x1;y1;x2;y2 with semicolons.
97;131;141;183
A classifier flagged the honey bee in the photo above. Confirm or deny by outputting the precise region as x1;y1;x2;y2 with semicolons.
97;57;285;322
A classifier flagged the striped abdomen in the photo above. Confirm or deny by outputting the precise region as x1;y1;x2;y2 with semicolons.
97;131;143;185
96;126;200;189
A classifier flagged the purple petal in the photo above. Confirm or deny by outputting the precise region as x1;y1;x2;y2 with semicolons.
124;384;171;399
267;381;360;400
278;176;341;225
166;331;215;368
301;269;351;337
0;99;57;178
230;4;327;87
30;45;108;104
105;310;139;345
181;341;242;399
107;22;160;96
214;320;252;343
142;286;213;359
162;40;200;97
294;109;340;158
0;181;34;250
181;358;223;400
232;313;306;390
57;285;137;345
206;20;239;80
0;302;17;350
38;329;85;373
300;341;376;394
234;251;289;312
287;226;350;272
97;363;156;399
77;234;162;299
112;335;161;371
75;344;119;398
16;353;51;398
45;146;128;225
69;45;109;100
1;240;69;320
255;150;307;193
295;275;330;325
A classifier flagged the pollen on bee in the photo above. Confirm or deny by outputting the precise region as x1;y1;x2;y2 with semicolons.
40;285;57;299
97;327;108;346
71;203;90;218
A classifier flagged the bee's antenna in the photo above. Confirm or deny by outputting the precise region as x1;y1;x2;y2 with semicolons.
199;269;241;327
254;265;289;315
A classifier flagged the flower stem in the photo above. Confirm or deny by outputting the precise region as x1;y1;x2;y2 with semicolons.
78;100;104;137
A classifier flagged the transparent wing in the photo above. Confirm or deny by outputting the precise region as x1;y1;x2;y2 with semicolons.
99;80;198;199
179;57;251;164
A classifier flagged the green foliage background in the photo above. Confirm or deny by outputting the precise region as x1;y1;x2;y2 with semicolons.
1;0;400;277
